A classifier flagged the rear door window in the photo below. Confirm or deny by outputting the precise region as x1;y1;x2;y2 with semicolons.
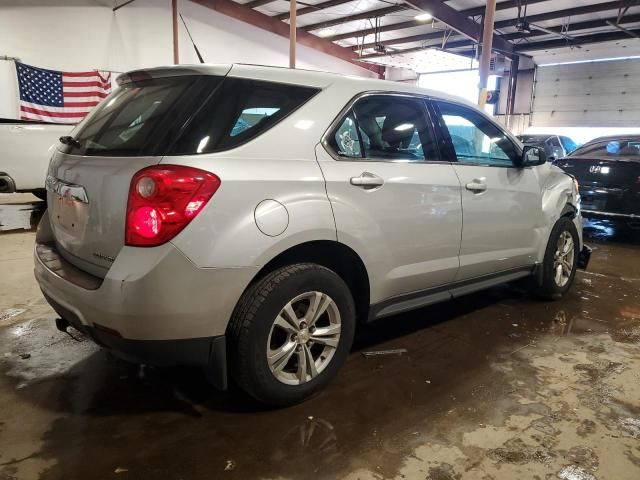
330;95;439;162
328;111;362;158
354;96;437;161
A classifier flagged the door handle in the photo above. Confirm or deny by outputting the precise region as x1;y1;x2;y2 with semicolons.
350;172;384;189
465;178;487;193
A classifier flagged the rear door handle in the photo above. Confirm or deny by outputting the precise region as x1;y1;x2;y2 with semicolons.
350;172;384;189
465;178;487;193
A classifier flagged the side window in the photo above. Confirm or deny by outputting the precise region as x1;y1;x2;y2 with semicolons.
560;136;577;153
170;79;318;155
436;101;518;167
352;96;438;162
327;111;362;158
548;136;562;148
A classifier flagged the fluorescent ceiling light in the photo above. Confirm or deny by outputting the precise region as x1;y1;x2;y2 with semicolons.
539;55;640;67
415;13;432;22
317;28;336;38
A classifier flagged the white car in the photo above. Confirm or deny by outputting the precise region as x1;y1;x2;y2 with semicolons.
0;120;72;199
34;64;591;406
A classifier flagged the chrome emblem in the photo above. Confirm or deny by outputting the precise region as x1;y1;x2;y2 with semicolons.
589;165;602;173
46;175;89;204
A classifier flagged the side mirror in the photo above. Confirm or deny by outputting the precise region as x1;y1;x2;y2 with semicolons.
521;145;547;167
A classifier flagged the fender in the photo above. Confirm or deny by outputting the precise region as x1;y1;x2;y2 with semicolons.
537;168;580;264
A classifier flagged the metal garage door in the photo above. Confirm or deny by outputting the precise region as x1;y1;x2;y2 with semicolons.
531;59;640;128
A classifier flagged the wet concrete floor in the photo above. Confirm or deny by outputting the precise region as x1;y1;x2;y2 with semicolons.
0;195;639;479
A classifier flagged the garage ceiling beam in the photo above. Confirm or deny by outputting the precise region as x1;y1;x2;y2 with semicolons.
112;0;138;11
277;0;359;21
356;13;640;53
514;26;640;52
392;0;513;54
190;0;383;75
327;0;548;42
279;0;548;22
303;5;408;32
245;0;278;8
495;0;640;29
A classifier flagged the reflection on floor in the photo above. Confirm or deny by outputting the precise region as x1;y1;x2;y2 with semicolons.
0;198;639;480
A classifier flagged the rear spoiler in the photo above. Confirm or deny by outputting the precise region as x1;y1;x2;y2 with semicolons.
116;65;232;86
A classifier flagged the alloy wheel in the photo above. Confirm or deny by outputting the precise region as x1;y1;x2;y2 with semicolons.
267;291;341;385
553;231;575;287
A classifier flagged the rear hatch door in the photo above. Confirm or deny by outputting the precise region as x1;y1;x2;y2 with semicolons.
47;66;229;276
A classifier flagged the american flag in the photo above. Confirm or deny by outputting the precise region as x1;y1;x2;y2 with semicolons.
16;62;111;124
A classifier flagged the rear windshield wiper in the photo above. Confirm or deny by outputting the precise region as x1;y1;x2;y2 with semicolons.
59;136;81;148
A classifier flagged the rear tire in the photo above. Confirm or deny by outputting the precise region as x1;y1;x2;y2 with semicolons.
227;263;356;407
535;217;580;299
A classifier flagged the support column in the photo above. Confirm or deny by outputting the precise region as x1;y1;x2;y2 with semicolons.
289;0;296;68
478;0;497;107
172;0;179;64
506;55;520;130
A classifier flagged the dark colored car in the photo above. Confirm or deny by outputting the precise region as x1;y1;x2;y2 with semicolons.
554;136;640;228
517;134;578;161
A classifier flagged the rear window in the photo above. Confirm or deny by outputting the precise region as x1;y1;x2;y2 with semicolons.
62;76;318;156
570;140;640;158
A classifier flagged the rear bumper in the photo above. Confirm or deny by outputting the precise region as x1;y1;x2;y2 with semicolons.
46;293;228;388
34;212;258;381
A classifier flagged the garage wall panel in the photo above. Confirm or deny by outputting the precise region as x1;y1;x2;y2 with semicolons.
0;0;375;119
531;59;640;127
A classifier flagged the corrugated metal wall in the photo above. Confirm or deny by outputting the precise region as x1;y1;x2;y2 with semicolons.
531;59;640;127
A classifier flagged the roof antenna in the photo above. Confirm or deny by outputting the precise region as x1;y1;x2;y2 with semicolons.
179;13;205;64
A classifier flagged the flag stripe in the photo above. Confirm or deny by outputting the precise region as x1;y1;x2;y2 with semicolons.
62;71;105;78
21;106;87;118
62;91;108;98
65;101;100;108
21;101;94;114
20;112;80;124
62;81;110;89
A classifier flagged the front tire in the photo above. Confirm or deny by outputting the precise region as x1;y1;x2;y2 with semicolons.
536;217;580;299
227;263;356;406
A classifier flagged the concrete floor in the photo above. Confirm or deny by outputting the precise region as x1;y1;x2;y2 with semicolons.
0;194;639;480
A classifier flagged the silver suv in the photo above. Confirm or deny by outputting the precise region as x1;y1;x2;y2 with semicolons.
34;64;590;406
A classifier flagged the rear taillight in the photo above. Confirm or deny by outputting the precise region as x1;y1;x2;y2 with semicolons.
126;165;220;247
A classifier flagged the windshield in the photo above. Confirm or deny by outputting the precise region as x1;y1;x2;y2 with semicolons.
570;139;640;158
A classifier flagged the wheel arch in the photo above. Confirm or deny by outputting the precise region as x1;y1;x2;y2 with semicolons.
242;240;371;324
